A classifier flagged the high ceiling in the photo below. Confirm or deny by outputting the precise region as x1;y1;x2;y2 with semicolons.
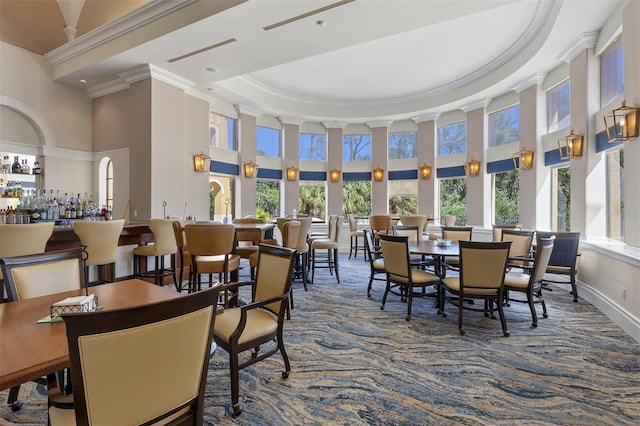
1;0;624;123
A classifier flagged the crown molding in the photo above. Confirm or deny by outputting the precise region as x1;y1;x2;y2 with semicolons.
557;31;599;63
87;64;194;98
279;116;306;126
460;99;490;113
366;120;393;128
511;72;548;93
235;104;262;117
412;113;440;124
323;121;348;129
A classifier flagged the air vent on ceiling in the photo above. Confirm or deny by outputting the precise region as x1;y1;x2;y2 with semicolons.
263;0;354;31
167;38;238;63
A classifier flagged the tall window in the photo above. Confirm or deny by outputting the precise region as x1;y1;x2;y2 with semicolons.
210;175;234;222
492;170;519;225
343;134;371;161
343;181;371;215
256;180;280;219
488;105;520;147
600;36;623;108
106;159;113;210
551;167;571;231
299;133;326;161
606;149;624;242
547;80;571;132
388;180;418;215
388;131;417;160
438;122;467;155
256;126;281;157
439;178;467;224
299;182;326;219
209;112;237;151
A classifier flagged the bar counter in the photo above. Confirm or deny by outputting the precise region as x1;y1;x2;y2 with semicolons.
45;223;153;252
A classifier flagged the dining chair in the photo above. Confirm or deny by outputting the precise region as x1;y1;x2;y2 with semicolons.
348;213;366;260
535;231;581;302
501;229;534;271
378;234;440;321
73;219;125;285
363;228;386;298
492;223;522;241
369;214;393;242
0;246;87;412
393;224;434;270
440;241;512;336
48;286;220;426
233;217;267;265
0;222;55;284
504;236;555;328
292;216;313;287
132;218;178;287
213;244;296;416
184;223;240;293
281;220;301;319
441;226;473;273
310;214;341;284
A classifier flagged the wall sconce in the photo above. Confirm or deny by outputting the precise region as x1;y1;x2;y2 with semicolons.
244;161;259;178
418;163;432;180
193;153;211;173
372;166;384;182
286;166;298;181
557;130;583;159
464;158;481;177
512;147;534;170
604;100;639;142
329;168;341;183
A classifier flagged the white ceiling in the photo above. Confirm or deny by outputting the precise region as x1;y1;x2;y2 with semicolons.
49;0;624;123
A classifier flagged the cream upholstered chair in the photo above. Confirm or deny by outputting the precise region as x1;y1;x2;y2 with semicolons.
132;219;178;287
536;231;581;302
441;226;473;274
233;217;265;263
363;228;386;298
369;214;393;242
393;224;435;270
399;215;427;239
184;223;240;292
504;236;555;328
0;222;55;283
1;246;86;412
49;286;220;426
292;216;313;287
73;219;125;284
378;234;440;321
440;241;512;336
500;229;534;271
213;245;296;416
347;214;365;260
172;220;193;292
492;224;521;242
310;215;341;284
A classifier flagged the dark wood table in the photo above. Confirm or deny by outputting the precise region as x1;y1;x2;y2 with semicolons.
0;279;182;391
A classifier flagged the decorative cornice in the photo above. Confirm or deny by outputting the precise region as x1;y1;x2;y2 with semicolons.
366;120;393;128
557;31;599;63
279;116;306;126
412;113;440;124
87;64;194;98
323;121;348;129
45;0;197;65
235;104;262;117
460;99;490;113
510;72;547;93
86;80;129;99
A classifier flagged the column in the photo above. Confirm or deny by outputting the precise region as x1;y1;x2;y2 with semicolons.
462;101;490;227
325;123;344;216
368;121;390;214
414;113;439;217
236;104;259;218
280;117;303;216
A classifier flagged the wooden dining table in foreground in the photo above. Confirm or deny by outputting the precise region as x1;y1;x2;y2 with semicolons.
0;279;182;392
410;240;460;278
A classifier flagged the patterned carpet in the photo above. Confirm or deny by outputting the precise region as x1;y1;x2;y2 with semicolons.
2;253;639;425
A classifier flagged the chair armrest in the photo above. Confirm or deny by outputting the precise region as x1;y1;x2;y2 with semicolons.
228;294;289;340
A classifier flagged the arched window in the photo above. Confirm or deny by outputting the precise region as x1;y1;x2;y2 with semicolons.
98;157;113;210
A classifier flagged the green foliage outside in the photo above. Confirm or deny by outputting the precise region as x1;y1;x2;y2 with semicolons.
299;185;326;218
209;186;216;220
439;178;466;224
389;195;417;215
256;180;280;219
494;170;520;224
557;167;571;231
343;181;372;215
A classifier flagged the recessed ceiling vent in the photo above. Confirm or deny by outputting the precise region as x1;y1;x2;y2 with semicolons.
167;37;238;63
263;0;354;31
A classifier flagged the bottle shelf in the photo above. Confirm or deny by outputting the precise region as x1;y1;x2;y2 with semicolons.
0;172;37;183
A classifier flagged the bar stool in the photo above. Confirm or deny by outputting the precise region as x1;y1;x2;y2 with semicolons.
74;219;125;285
348;214;366;261
310;215;341;284
132;218;178;286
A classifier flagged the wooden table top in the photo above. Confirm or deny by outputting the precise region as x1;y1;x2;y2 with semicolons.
410;240;460;257
0;279;182;391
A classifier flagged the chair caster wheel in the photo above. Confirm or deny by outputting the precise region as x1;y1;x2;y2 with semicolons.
10;401;23;412
380;306;384;310
282;371;289;379
532;323;538;328
543;313;548;318
459;329;465;335
405;316;411;321
441;312;447;318
503;331;510;337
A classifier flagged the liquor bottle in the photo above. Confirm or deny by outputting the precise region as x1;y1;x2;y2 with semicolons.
32;160;41;175
21;159;30;175
11;156;21;174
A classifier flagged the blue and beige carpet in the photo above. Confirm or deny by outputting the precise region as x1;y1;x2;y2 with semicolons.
2;254;639;425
